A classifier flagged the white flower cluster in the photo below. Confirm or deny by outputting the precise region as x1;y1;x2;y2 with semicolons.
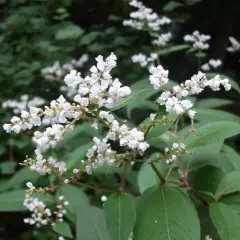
54;196;69;222
33;124;66;151
23;150;66;175
164;142;186;164
227;36;240;53
152;33;172;46
152;66;231;119
201;59;222;72
3;95;79;134
41;54;89;81
85;137;116;174
3;53;148;176
60;84;78;98
132;53;158;67
99;111;149;153
184;31;211;50
67;53;131;108
2;95;45;114
83;110;149;174
3;107;42;134
149;65;169;89
23;191;68;228
123;0;171;31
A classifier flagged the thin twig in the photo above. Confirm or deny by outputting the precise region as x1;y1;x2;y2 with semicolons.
149;162;165;185
165;164;175;180
76;182;119;193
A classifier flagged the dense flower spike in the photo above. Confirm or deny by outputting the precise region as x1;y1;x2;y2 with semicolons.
2;95;45;114
41;55;89;98
201;59;222;72
85;137;117;174
149;65;169;89
23;150;66;175
152;33;172;46
123;0;171;31
23;193;68;228
184;31;211;50
152;66;231;119
99;111;149;153
68;53;132;108
41;54;89;81
132;53;158;67
3;53;148;177
227;36;240;53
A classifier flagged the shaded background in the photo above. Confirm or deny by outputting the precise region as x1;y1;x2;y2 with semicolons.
1;0;240;239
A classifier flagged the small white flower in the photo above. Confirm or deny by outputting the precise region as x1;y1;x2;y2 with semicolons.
73;169;79;174
26;182;35;190
188;110;196;119
150;113;156;121
101;196;107;202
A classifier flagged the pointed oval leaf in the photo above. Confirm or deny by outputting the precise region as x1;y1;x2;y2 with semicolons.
196;98;233;109
53;221;73;238
0;190;53;212
158;44;189;55
104;193;136;240
194;109;240;123
57;185;89;222
210;203;240;240
215;171;240;199
134;185;200;240
76;206;111;240
110;89;156;111
185;121;240;148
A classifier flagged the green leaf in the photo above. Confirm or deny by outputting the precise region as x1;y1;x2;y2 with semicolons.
181;141;224;171
57;123;98;148
197;98;233;109
195;203;219;239
57;185;89;222
146;114;177;140
183;0;202;5
0;190;26;211
65;142;92;169
221;193;240;213
215;171;240;199
0;161;17;175
185;121;240;148
6;167;40;190
79;31;100;45
194;108;240;123
210;203;240;240
163;1;183;12
76;206;111;240
221;145;240;170
137;156;173;194
137;163;160;194
0;189;54;212
110;89;156;111
188;166;224;194
104;193;136;240
134;185;200;240
55;24;84;40
158;45;189;55
53;221;73;238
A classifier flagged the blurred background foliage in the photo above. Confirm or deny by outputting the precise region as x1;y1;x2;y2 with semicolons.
1;0;240;239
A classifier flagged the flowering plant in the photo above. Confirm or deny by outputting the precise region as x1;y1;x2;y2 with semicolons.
2;0;240;240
